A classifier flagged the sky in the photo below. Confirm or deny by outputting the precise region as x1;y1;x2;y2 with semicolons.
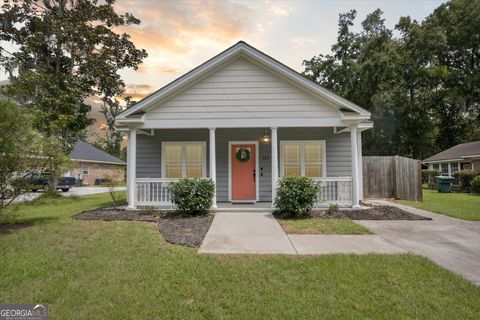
0;0;447;137
114;0;446;101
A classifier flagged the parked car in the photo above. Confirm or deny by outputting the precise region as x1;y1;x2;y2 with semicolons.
25;172;76;192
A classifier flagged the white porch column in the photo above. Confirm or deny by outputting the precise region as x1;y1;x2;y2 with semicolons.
271;127;278;204
357;129;363;201
127;128;137;209
350;126;360;208
209;128;217;208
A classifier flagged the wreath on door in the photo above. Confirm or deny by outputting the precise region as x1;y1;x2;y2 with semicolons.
236;148;251;162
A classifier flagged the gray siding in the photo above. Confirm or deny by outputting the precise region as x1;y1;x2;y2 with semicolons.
144;58;340;122
136;128;351;202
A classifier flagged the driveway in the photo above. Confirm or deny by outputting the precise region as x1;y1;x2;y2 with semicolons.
11;186;126;204
358;200;480;285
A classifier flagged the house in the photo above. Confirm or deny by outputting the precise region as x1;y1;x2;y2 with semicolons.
423;141;480;176
67;141;125;185
115;41;373;209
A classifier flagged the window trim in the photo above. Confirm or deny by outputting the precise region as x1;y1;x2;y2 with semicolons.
279;140;327;178
161;141;207;178
82;164;89;176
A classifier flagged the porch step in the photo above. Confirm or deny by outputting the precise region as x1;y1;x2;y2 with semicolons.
214;207;275;213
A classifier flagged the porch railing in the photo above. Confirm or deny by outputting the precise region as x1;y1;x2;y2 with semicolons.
135;178;178;206
312;177;352;207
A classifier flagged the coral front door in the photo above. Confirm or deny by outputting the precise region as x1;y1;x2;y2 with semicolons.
231;143;256;201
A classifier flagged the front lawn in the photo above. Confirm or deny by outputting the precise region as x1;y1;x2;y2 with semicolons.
278;218;371;234
1;194;479;319
396;188;480;221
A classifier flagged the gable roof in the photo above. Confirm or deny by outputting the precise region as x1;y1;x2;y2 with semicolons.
116;41;370;121
70;141;125;165
423;141;480;162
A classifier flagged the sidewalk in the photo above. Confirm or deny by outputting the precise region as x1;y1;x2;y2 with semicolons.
198;211;404;255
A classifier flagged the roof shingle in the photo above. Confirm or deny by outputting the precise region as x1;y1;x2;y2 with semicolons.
70;141;125;165
423;141;480;162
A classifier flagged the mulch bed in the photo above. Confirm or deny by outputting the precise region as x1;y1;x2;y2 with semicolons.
73;208;213;247
312;205;431;220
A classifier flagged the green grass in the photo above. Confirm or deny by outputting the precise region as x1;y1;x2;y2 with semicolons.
1;194;479;319
278;218;372;234
396;187;480;221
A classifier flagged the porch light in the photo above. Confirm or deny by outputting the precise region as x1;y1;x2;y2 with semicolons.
263;130;270;142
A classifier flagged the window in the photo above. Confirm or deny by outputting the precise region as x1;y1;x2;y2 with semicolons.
450;163;459;174
463;163;472;171
280;141;326;178
432;164;439;170
441;163;448;174
82;164;89;176
162;142;206;178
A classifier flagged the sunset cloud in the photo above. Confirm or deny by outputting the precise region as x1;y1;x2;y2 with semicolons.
290;37;316;47
266;2;292;17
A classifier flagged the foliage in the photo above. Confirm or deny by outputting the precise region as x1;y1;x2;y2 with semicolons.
169;178;215;215
328;204;340;215
0;100;44;210
422;170;441;189
453;170;480;192
470;176;480;194
103;174;125;209
275;176;318;218
0;0;147;188
303;1;480;159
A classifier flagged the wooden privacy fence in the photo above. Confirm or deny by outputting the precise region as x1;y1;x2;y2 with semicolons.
363;156;422;202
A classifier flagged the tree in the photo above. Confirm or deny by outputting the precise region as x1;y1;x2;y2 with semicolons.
303;1;479;159
0;99;53;211
94;95;136;158
0;0;147;189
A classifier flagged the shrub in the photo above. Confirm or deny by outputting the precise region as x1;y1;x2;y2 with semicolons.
470;176;480;194
169;178;215;215
274;176;318;218
328;204;339;215
421;170;440;189
453;170;480;192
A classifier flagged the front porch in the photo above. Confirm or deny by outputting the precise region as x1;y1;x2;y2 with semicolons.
126;126;365;209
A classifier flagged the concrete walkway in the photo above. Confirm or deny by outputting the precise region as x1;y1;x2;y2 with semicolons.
199;212;405;255
358;200;480;286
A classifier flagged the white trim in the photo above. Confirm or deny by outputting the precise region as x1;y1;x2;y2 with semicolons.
126;118;355;129
461;154;480;159
161;141;207;178
209;128;217;208
350;126;360;208
357;130;363;200
228;141;260;202
422;159;463;164
127;129;136;209
279;140;327;178
116;42;370;121
72;159;126;166
271;127;278;204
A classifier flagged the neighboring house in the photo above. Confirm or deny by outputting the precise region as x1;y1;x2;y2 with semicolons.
423;141;480;176
115;41;373;209
68;141;125;185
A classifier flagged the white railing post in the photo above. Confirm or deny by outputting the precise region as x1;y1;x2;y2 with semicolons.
209;127;217;208
271;127;278;205
127;129;136;209
350;126;360;208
